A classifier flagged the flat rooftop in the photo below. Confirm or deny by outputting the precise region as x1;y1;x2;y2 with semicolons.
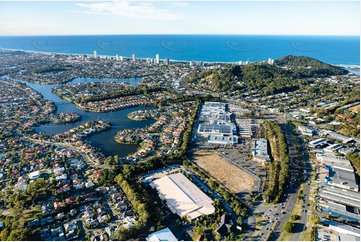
236;119;253;137
318;153;354;172
328;167;358;191
323;185;360;201
326;201;360;222
201;113;231;120
309;138;326;146
252;139;270;161
321;219;360;238
198;123;235;135
338;233;360;241
203;102;227;109
146;228;178;241
150;173;215;220
208;134;238;144
298;126;313;134
319;190;360;208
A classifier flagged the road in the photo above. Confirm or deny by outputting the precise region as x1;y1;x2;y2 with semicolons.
290;133;313;241
189;104;312;240
242;123;301;241
243;123;312;241
243;181;299;241
268;124;313;241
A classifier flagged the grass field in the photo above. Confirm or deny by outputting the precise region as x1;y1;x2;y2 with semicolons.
278;231;293;241
193;150;256;193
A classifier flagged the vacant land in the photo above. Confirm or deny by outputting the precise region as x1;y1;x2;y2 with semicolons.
193;150;255;193
348;104;360;113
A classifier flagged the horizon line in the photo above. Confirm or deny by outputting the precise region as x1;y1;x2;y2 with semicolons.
0;33;359;37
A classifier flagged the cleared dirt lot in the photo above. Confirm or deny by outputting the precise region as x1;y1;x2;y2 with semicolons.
193;150;256;193
348;104;359;113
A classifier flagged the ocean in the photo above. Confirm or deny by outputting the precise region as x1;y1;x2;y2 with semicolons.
0;35;359;65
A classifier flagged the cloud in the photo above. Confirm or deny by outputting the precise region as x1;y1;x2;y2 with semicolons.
75;1;184;20
165;2;190;7
0;22;57;35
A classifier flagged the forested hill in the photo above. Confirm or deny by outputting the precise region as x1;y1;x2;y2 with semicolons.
274;55;349;77
183;56;349;95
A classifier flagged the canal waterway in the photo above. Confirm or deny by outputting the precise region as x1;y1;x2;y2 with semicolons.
3;75;155;157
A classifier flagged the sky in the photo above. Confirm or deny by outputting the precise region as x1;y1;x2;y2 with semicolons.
0;0;359;36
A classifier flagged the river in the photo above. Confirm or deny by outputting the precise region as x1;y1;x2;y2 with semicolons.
3;75;155;158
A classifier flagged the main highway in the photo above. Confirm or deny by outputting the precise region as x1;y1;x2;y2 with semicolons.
243;122;313;241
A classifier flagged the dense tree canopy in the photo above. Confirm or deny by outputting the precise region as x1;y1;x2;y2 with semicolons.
274;55;348;77
184;56;348;95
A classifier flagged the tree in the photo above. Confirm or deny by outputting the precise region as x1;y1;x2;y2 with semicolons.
0;228;9;241
284;222;294;233
104;156;114;165
195;226;204;236
26;178;48;197
122;165;133;180
346;152;360;175
208;179;216;189
290;214;300;221
7;229;28;241
113;155;119;165
237;216;243;225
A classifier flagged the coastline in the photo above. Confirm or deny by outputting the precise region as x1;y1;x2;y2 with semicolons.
0;47;239;64
1;47;359;67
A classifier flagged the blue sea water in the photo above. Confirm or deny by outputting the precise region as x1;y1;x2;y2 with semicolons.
0;35;359;65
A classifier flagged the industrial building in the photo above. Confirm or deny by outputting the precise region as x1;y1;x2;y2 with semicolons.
323;143;343;153
150;173;215;220
321;219;360;241
309;138;328;148
319;201;360;222
298;126;314;136
318;186;360;208
316;151;360;228
252;139;271;164
322;130;357;144
324;165;358;192
320;154;359;193
316;153;352;170
146;227;178;241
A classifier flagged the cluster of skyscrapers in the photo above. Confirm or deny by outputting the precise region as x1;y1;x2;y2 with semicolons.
91;51;169;65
